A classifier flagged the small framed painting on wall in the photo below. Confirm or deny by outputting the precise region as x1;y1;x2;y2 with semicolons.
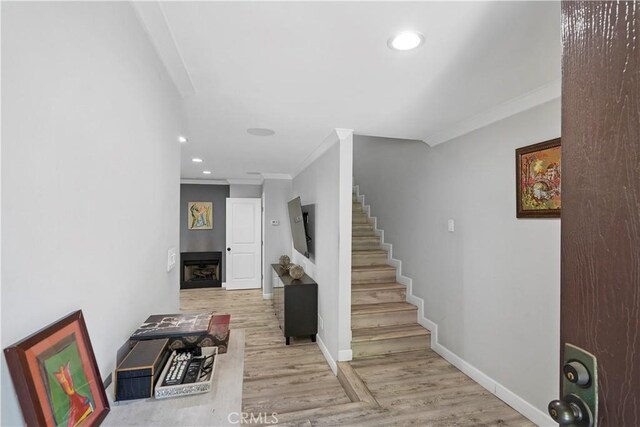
188;202;213;230
516;138;561;218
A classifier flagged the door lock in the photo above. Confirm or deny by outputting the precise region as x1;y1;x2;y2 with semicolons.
563;360;591;387
548;344;597;426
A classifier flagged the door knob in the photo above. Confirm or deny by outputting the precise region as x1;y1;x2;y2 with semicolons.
548;394;592;427
227;248;231;252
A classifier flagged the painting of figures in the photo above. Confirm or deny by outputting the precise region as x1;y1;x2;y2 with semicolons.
188;202;213;230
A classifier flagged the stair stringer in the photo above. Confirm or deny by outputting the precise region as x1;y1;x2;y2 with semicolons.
352;185;438;346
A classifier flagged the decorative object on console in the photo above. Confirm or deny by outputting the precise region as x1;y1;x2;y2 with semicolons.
188;202;213;230
130;313;231;354
115;339;170;401
289;264;305;280
516;138;561;218
155;347;218;399
279;255;290;267
3;310;110;426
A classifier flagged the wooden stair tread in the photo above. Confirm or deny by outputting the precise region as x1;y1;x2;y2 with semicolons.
352;302;417;315
352;324;430;342
352;249;386;254
352;282;405;292
352;265;395;272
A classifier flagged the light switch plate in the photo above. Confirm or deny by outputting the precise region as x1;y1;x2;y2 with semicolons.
448;219;455;232
167;248;177;272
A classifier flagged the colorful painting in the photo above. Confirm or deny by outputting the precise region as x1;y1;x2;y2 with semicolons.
188;202;213;230
516;138;561;218
4;311;109;427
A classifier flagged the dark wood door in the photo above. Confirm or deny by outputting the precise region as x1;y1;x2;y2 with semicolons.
561;1;640;426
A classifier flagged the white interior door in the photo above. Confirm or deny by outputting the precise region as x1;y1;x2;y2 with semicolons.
225;198;262;290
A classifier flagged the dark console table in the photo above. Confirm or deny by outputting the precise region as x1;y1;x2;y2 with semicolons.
271;264;318;345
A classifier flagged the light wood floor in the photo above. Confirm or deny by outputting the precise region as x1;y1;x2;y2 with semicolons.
180;288;534;426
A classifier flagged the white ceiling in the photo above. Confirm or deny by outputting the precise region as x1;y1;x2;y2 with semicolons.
134;1;561;180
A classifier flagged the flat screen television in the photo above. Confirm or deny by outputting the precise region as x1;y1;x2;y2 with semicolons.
288;197;314;259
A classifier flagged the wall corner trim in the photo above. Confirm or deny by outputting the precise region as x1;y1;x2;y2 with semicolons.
425;79;561;147
338;349;353;362
316;334;337;375
353;184;553;427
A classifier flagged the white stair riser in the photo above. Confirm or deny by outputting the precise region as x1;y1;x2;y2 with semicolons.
352;335;430;358
352;309;417;328
352;288;406;305
352;268;396;284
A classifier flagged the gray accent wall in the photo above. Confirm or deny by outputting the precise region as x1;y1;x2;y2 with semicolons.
180;184;229;281
353;99;561;415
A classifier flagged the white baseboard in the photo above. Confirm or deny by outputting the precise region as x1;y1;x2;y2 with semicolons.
316;334;337;375
353;184;553;427
432;340;554;426
222;282;226;288
262;293;272;300
338;349;353;362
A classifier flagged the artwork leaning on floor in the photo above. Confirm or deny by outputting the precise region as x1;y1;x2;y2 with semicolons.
516;138;561;218
3;310;110;427
188;201;213;230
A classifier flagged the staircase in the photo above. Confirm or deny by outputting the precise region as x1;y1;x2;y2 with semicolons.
351;190;430;358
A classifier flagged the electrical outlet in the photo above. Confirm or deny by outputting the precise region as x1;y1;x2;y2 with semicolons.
448;219;455;232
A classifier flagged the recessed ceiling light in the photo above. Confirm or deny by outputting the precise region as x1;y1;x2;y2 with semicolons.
178;136;188;143
202;170;212;175
192;158;203;163
247;128;275;136
388;32;424;51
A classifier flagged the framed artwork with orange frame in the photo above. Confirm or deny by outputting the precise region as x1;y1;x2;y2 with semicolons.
4;310;110;427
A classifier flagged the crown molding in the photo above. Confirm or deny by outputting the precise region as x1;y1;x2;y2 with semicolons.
292;128;354;179
261;173;292;180
424;79;561;146
180;179;228;186
132;2;195;98
226;178;264;185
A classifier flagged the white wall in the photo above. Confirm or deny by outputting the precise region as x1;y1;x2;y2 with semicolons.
1;3;182;425
353;99;560;422
291;130;352;370
262;179;293;297
229;183;263;198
